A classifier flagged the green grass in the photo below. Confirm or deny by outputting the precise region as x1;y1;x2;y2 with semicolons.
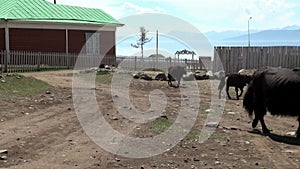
95;71;137;85
198;109;209;115
149;118;172;134
96;71;113;84
187;130;200;140
0;74;52;98
210;134;229;141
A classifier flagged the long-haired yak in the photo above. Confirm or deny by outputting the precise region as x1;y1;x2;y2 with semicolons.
218;73;252;100
168;65;187;88
243;67;300;137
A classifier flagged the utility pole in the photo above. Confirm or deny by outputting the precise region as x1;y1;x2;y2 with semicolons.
156;30;158;57
248;16;252;48
247;16;252;68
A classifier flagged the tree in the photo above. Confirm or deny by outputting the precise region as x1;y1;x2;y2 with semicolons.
131;26;152;59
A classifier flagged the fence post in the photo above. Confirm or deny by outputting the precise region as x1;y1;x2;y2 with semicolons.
4;50;9;73
0;51;2;74
37;52;41;71
134;56;137;71
66;52;70;69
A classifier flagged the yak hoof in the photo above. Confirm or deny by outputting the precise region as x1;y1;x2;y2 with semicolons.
262;128;271;134
252;119;259;128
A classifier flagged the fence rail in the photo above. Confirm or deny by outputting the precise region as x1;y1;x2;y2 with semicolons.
0;50;211;73
0;50;116;73
116;56;210;71
213;46;300;73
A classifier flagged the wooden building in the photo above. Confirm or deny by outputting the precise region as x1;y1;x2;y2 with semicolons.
0;0;123;66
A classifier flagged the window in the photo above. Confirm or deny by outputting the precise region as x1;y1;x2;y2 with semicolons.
85;32;100;55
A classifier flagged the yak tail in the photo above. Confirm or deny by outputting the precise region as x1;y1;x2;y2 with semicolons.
243;83;254;117
218;76;226;91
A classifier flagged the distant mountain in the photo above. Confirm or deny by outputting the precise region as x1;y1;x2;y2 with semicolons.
204;25;300;46
204;30;258;41
222;29;300;46
282;25;300;30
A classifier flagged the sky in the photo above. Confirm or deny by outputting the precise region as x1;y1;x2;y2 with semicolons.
46;0;300;32
45;0;300;57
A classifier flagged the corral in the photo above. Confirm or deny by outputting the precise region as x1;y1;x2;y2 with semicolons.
1;70;300;168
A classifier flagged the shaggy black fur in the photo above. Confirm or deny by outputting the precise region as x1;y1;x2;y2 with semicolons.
243;67;300;138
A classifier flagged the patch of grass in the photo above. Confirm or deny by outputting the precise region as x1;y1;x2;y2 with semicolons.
210;134;229;141
96;72;113;84
198;109;208;115
187;130;200;140
96;71;136;84
149;118;172;134
0;74;52;98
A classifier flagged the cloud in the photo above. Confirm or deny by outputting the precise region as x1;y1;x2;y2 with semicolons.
121;2;167;14
45;0;300;31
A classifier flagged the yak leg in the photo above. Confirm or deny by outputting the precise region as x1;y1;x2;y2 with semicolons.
253;107;270;134
235;87;240;100
177;79;181;87
252;117;259;128
296;117;300;138
168;80;173;87
258;111;270;134
226;85;231;99
238;87;244;98
167;74;173;87
259;115;270;134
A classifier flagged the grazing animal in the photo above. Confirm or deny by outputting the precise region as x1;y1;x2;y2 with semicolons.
133;72;153;81
243;67;300;137
218;73;252;100
168;65;186;88
155;73;167;81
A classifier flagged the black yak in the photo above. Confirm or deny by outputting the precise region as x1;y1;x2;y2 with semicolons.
155;73;167;81
243;67;300;137
218;73;252;100
168;65;186;88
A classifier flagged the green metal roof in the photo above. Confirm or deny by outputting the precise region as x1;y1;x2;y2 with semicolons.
0;0;123;26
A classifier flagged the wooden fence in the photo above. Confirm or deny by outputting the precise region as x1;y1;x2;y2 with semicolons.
213;46;300;73
116;56;211;71
0;50;212;73
0;50;116;73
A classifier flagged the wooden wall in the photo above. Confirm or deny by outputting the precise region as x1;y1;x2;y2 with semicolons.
213;46;300;73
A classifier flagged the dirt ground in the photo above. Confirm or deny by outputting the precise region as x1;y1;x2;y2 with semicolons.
1;70;300;169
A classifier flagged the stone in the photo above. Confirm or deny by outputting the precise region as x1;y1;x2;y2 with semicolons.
111;117;119;120
0;150;8;154
45;91;52;94
205;109;215;113
227;112;236;115
286;131;296;136
215;161;221;165
193;158;200;161
205;122;219;128
0;156;7;160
